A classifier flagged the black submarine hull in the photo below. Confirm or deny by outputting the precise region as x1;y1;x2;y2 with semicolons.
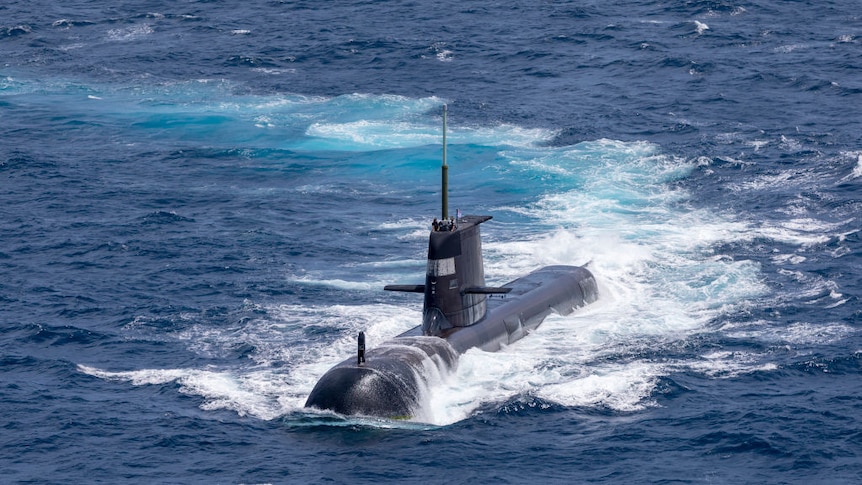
304;265;597;419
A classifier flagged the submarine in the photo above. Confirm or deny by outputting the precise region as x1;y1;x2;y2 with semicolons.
305;106;598;419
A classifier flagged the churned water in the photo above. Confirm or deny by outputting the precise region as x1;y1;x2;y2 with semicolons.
1;1;861;483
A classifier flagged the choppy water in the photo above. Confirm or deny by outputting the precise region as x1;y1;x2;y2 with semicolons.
2;1;861;483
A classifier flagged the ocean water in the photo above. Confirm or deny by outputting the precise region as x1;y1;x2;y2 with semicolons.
1;0;861;483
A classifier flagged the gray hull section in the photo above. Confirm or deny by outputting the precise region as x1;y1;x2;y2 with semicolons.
446;265;596;353
304;265;597;419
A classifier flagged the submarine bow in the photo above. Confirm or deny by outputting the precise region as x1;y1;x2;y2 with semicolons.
305;336;457;418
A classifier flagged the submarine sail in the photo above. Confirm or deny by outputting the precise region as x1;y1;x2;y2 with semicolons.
304;106;598;419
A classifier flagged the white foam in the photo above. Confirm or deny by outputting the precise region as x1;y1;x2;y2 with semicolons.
850;153;862;179
348;258;426;269
376;218;431;240
775;44;807;53
752;219;833;246
304;119;554;151
724;321;854;346
436;50;454;62
107;24;154;42
58;43;85;52
79;364;291;420
251;67;296;75
745;139;770;151
288;275;385;291
426;310;672;424
538;362;662;411
772;253;807;265
306;120;441;149
722;163;852;247
424;42;455;62
684;351;779;379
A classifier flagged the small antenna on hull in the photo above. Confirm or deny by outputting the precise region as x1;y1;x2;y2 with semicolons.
357;331;366;365
441;104;448;220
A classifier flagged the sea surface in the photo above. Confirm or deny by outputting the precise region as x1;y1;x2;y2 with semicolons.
2;1;861;483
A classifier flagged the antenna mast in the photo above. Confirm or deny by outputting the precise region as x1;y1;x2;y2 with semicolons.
441;104;448;220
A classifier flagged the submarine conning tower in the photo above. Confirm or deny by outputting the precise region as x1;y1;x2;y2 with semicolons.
422;215;493;336
383;104;511;336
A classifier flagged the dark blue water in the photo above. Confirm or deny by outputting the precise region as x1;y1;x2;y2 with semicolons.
2;1;861;483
